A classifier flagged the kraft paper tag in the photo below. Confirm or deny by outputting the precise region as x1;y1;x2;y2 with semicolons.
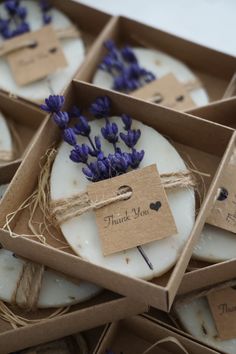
6;25;67;86
207;287;236;340
88;165;177;256
207;164;236;233
131;73;196;110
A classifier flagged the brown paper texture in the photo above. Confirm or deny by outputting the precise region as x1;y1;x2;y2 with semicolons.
207;287;236;340
6;25;67;86
207;163;236;233
126;73;196;110
88;165;177;256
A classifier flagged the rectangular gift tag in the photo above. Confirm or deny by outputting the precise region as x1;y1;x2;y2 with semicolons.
88;165;177;256
207;162;236;233
131;73;197;111
207;287;236;340
6;25;67;86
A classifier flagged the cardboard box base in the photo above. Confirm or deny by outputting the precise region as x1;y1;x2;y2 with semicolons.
0;292;146;353
0;80;235;311
94;315;221;354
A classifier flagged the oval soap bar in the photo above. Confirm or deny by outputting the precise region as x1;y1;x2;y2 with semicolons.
93;47;209;107
0;0;85;101
50;116;195;280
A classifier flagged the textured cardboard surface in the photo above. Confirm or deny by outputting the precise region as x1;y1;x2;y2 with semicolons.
76;16;236;110
0;292;146;353
179;103;236;296
94;316;221;354
0;80;234;313
188;97;236;129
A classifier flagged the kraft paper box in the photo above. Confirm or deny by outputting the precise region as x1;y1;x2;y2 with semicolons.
76;16;236;111
16;326;106;354
188;97;236;129
0;90;46;167
0;80;235;312
174;105;236;296
0;292;145;353
93;315;221;354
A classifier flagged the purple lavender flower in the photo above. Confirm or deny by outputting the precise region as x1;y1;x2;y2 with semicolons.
128;149;145;168
39;0;52;25
109;152;130;174
41;95;65;113
95;136;102;151
4;0;19;14
90;96;111;118
70;144;90;164
99;40;156;93
121;46;138;63
41;94;145;182
104;39;116;51
74;116;91;137
120;129;141;148
121;114;132;131
42;12;52;24
101;122;118;144
63;128;77;146
53;111;69;129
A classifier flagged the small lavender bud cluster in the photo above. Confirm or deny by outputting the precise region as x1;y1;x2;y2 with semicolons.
0;0;52;39
39;0;52;25
0;0;29;39
99;40;156;93
41;95;145;182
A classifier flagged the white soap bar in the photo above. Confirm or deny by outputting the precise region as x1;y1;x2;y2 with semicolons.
50;116;195;280
93;47;209;107
0;249;101;308
0;0;85;102
0;110;13;162
175;297;236;354
193;225;236;262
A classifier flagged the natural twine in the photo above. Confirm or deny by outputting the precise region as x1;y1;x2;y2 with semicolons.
142;336;189;354
50;170;196;225
11;262;45;311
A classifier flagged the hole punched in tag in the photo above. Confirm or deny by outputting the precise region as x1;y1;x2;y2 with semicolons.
217;187;228;201
117;185;133;200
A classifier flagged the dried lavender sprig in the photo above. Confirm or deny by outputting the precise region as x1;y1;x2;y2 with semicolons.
41;95;144;182
0;0;30;39
0;0;53;39
39;0;52;25
99;40;156;93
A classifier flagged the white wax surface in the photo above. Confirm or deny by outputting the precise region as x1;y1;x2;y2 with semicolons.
175;297;236;354
0;249;101;308
93;47;209;107
50;117;195;280
193;225;236;262
0;0;85;101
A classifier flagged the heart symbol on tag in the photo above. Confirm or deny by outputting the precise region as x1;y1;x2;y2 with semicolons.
150;201;162;212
